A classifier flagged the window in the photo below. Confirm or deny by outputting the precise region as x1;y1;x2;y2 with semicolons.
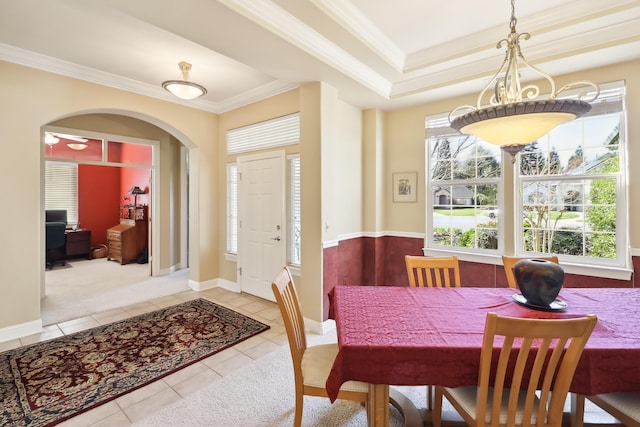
516;85;625;267
287;155;301;266
45;161;78;225
425;82;627;270
426;115;502;252
227;163;238;254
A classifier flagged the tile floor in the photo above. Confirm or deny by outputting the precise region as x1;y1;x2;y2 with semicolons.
0;287;623;427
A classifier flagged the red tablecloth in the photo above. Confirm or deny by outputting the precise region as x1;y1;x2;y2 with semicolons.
326;286;640;402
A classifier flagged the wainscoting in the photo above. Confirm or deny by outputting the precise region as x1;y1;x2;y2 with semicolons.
322;235;636;320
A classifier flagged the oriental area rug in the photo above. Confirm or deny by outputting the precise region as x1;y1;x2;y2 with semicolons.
0;298;270;427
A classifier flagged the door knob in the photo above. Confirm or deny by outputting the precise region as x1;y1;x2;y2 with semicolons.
271;236;281;241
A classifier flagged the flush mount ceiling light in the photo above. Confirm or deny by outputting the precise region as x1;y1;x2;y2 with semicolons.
448;0;599;162
162;61;207;100
67;142;88;150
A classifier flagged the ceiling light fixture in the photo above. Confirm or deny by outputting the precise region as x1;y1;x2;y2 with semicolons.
162;61;207;100
448;0;599;162
67;143;88;151
44;133;60;146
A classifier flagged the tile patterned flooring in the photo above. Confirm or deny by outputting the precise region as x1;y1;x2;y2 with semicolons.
0;286;622;426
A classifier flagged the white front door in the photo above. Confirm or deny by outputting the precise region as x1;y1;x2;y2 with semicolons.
238;152;286;301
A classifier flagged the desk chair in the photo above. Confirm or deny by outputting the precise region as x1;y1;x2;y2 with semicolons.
272;267;368;427
46;222;67;269
502;255;559;289
572;393;640;427
433;312;597;427
405;255;461;288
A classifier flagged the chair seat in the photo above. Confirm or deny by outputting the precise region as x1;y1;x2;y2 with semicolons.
444;384;541;425
301;343;368;393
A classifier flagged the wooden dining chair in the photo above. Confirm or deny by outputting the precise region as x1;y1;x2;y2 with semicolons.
405;255;460;410
572;393;640;427
271;267;368;427
405;255;461;288
502;255;559;288
432;312;597;427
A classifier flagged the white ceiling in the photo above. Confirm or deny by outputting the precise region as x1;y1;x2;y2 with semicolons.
1;0;639;113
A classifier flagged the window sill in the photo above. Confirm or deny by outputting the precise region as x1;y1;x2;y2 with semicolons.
422;248;632;281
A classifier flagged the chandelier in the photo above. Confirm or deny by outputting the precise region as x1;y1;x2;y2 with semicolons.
162;61;207;100
448;0;599;162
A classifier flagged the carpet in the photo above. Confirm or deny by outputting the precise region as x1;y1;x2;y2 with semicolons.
134;343;420;426
0;298;270;427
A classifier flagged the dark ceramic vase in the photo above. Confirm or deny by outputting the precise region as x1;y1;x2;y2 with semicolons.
513;259;565;307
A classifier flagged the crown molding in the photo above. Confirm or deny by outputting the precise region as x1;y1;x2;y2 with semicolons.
0;43;296;114
218;0;392;98
310;0;405;72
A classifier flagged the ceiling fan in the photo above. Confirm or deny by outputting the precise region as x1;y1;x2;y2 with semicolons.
44;132;90;150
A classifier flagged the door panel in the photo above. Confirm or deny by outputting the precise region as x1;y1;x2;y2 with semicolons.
238;153;285;301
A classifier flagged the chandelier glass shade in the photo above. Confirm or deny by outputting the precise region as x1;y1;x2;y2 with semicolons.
448;0;599;162
162;61;207;100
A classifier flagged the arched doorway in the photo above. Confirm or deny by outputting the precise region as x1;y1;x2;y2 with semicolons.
41;112;192;325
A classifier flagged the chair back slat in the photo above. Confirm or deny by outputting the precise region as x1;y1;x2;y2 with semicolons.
477;313;597;427
272;267;306;374
405;255;461;288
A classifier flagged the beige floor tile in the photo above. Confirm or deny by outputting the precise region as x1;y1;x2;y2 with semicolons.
257;306;282;321
122;388;182;423
232;334;266;352
90;410;133;427
201;346;242;365
56;401;123;427
20;326;64;345
171;368;222;398
242;339;281;360
163;362;212;387
207;352;255;376
92;309;131;325
120;301;157;317
115;379;171;409
60;318;101;335
58;316;97;328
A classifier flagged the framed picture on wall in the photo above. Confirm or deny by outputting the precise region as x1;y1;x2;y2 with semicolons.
393;172;417;203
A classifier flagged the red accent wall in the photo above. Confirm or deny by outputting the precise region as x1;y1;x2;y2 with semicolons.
77;149;150;248
78;165;121;247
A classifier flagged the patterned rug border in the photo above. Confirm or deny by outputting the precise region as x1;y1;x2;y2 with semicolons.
0;298;270;427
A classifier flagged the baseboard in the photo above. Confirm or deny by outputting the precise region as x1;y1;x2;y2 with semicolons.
189;277;239;293
0;319;42;343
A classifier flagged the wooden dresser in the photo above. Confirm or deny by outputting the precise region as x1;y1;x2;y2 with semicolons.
106;206;148;264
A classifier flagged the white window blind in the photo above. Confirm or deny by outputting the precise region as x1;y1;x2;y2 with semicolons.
227;113;300;155
287;155;301;266
45;161;78;225
227;163;238;254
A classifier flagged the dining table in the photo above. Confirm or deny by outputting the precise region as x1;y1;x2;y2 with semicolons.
326;285;640;427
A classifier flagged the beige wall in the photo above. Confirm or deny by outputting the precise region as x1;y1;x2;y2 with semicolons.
381;59;640;253
0;61;218;334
